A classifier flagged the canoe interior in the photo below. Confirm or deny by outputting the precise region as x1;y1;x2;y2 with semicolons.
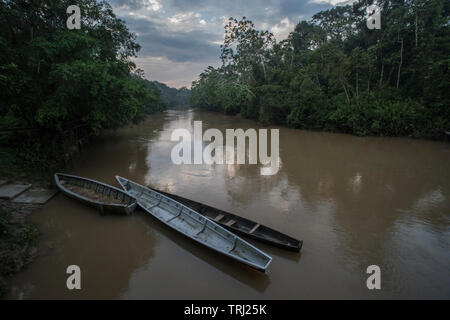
57;174;135;206
118;177;272;271
150;188;302;252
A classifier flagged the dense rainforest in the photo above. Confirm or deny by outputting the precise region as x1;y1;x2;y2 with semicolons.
0;0;164;177
190;0;450;138
151;81;191;110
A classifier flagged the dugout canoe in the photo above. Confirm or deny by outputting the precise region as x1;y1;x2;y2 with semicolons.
149;187;302;252
55;173;137;215
116;176;272;272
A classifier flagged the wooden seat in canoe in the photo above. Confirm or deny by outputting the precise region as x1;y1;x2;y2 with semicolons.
249;223;260;234
225;219;236;227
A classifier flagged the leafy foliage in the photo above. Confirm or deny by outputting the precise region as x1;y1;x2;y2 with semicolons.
0;0;164;174
191;1;450;138
151;81;191;109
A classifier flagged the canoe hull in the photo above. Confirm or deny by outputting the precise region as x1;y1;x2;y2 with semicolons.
55;173;137;216
150;188;302;252
116;176;272;272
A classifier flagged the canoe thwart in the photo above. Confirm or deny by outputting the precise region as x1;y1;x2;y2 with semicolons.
167;207;183;223
229;238;238;252
249;223;260;234
148;186;303;252
225;219;236;227
116;176;272;272
55;173;137;216
195;220;208;236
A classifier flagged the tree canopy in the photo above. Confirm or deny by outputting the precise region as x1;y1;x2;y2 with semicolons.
0;0;164;133
151;81;191;110
0;0;164;174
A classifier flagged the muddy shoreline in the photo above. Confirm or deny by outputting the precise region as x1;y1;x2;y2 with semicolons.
0;199;40;297
0;177;59;298
0;131;95;298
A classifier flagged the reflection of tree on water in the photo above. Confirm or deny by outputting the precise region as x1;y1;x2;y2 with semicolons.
279;132;450;297
136;210;271;294
69;114;169;187
215;125;449;297
93;109;450;298
9;115;174;299
8;195;158;299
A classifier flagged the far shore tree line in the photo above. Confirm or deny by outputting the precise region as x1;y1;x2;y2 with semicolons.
190;0;449;139
0;0;448;179
151;81;191;110
0;0;186;177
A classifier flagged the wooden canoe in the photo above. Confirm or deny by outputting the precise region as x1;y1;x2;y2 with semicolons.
149;187;303;252
55;173;137;215
116;176;272;272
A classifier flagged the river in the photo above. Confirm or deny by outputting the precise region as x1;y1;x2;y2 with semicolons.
7;109;450;299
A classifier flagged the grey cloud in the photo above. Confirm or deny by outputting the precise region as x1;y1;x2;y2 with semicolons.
114;0;333;65
278;0;332;20
109;0;149;9
108;0;336;87
165;0;332;24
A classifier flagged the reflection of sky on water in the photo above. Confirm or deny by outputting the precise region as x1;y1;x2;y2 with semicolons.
134;110;450;298
14;109;445;299
142;110;283;196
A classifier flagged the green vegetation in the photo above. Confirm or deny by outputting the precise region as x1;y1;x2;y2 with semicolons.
0;206;39;297
191;0;450;138
151;81;191;109
0;0;165;178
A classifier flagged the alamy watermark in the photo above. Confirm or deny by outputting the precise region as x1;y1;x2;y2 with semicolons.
66;265;81;290
66;5;81;30
366;265;381;290
170;121;280;176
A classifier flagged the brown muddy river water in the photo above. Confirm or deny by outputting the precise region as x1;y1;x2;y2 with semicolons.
7;110;450;299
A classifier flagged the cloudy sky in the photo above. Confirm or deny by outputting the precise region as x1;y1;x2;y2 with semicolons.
110;0;343;88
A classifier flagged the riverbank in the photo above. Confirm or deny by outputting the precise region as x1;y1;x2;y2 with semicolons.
0;195;39;297
0;114;168;298
0;144;79;297
5;110;448;299
0;149;48;297
189;107;450;142
0;175;60;297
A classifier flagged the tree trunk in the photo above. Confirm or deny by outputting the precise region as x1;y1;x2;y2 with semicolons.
397;38;403;89
5;15;16;44
379;62;384;87
259;55;267;83
342;81;350;103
